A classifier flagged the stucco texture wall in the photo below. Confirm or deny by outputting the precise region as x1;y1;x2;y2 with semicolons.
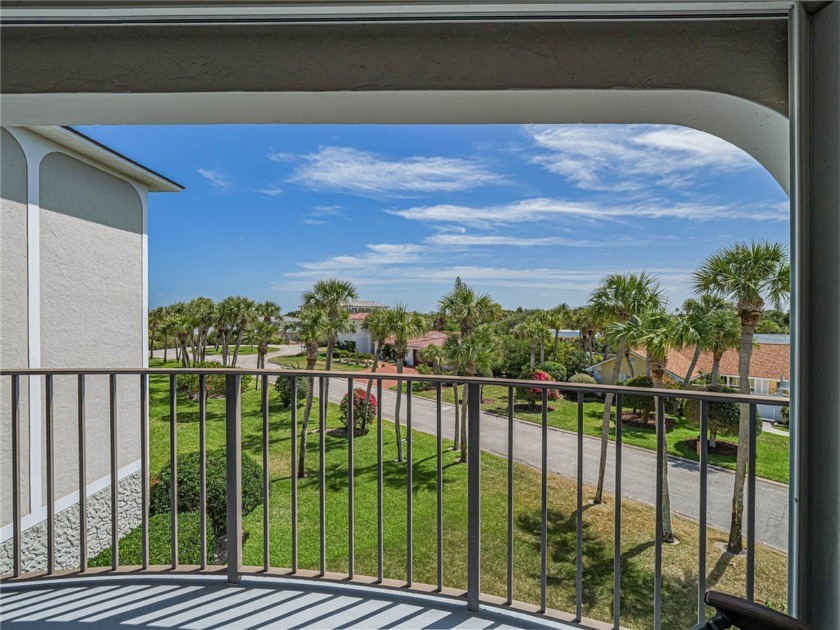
39;152;143;502
1;128;31;527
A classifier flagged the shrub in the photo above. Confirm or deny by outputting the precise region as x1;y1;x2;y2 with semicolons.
536;361;567;382
622;374;681;419
89;511;214;567
150;449;263;537
340;388;377;435
548;342;590;378
684;385;762;445
779;406;790;426
274;374;307;408
176;361;253;400
416;363;435;375
516;370;561;410
564;372;597;399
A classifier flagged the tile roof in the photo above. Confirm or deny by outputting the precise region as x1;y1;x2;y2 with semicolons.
384;330;451;349
639;339;790;381
349;312;370;320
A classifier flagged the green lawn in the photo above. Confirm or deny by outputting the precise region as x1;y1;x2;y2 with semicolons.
269;351;376;373
145;359;787;628
397;384;790;484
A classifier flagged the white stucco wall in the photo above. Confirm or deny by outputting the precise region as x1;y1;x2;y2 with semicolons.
39;151;144;501
1;128;151;564
1;129;31;526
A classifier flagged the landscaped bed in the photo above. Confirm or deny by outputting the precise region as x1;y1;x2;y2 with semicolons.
136;359;788;629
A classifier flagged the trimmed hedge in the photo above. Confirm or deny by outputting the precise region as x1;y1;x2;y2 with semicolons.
623;375;680;418
150;449;263;537
176;361;253;400
89;511;214;567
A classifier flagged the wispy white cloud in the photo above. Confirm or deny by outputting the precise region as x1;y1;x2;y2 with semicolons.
296;243;427;271
280;146;504;196
251;185;283;197
426;233;599;247
389;197;786;226
524;124;758;191
197;168;233;191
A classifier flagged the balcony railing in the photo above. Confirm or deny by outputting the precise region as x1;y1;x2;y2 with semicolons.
0;367;789;629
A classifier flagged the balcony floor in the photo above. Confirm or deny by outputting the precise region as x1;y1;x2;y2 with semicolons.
0;575;598;629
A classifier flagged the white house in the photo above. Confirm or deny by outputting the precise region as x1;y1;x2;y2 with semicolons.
344;299;387;314
338;312;375;354
0;126;182;572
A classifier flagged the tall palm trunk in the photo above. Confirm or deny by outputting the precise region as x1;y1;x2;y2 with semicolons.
231;327;245;367
149;330;156;360
394;356;405;462
459;381;468;462
595;341;626;503
683;346;702;387
539;341;545;365
297;376;315;478
322;337;336;406
530;345;536;370
163;334;169;363
652;368;675;543
727;318;757;553
625;351;635;378
553;329;560;353
710;351;723;385
452;384;461;449
362;342;380;433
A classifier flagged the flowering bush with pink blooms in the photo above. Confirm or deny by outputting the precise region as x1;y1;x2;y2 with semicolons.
516;370;562;410
340;388;377;435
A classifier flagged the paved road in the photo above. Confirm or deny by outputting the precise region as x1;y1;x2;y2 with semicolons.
216;349;791;552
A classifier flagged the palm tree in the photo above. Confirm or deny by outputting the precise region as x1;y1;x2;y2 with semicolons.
444;325;499;462
588;272;664;504
438;283;501;448
187;297;216;362
675;295;727;387
302;279;358;402
515;317;551;370
608;310;679;542
694;241;790;553
360;308;393;431
256;300;282;324
229;297;257;367
216;297;238;366
148;307;165;360
158;317;176;363
253;319;277;370
568;305;600;365
295;306;329;478
390;304;429;463
169;314;197;367
704;306;742;386
548;304;570;354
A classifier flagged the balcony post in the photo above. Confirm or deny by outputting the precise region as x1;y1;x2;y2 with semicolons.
225;374;242;584
790;3;840;625
466;382;481;612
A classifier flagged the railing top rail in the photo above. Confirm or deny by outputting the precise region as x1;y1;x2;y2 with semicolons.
0;367;790;406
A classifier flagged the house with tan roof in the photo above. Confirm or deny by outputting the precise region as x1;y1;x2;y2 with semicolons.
384;331;450;367
585;334;791;420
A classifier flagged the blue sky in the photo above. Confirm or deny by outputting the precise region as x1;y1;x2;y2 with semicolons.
80;124;789;312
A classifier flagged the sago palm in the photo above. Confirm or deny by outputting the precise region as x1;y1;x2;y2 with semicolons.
390;305;429;463
588;271;663;504
693;240;790;553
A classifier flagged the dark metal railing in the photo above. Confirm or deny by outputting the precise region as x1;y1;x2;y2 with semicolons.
0;366;789;629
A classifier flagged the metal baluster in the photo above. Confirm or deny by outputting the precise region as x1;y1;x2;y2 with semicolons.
169;373;178;569
262;374;270;572
11;375;21;578
698;400;709;623
466;382;482;613
225;374;242;584
576;390;584;621
348;378;355;579
507;385;514;606
290;376;298;574
319;376;326;576
654;396;665;630
746;403;757;601
46;374;55;574
407;380;413;587
614;393;623;628
141;374;149;570
436;381;443;592
110;373;119;570
376;378;383;583
199;374;206;570
540;388;548;613
78;374;87;572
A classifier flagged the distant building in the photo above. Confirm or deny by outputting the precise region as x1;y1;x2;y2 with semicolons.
384;331;450;367
345;299;388;314
338;312;375;353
